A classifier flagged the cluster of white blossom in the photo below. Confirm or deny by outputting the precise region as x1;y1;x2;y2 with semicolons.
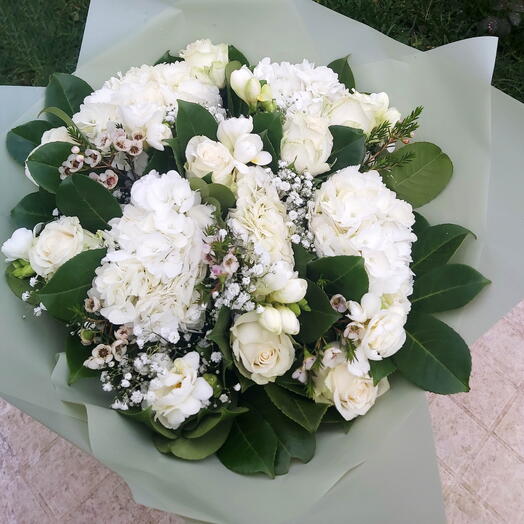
89;170;213;346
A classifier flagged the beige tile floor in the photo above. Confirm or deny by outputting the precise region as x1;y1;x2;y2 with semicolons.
1;303;523;524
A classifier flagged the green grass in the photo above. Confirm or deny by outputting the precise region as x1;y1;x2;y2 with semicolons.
0;0;522;101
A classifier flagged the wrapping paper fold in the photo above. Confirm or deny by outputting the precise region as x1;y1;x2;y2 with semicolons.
1;1;523;522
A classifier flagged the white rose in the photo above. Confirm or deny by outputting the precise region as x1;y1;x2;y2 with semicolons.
360;307;407;359
1;228;33;261
281;112;333;175
326;91;401;135
29;217;91;278
180;39;229;88
313;364;389;421
145;352;213;430
269;277;307;304
185;136;235;184
231;311;295;385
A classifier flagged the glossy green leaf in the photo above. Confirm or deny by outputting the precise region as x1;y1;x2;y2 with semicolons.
65;335;98;385
5;263;39;306
327;55;355;90
257;129;278;171
206;183;236;214
154;50;183;65
143;147;176;174
307;255;369;302
381;142;453;208
26;141;73;193
37;248;106;322
45;73;93;123
209;307;233;367
264;383;329;433
393;314;471;394
121;407;177;440
412;264;490;313
245;389;315;475
217;411;278;477
321;408;354;433
164;137;185;174
412;223;473;274
228;45;250;66
327;125;366;171
253;111;283;158
175;100;218;154
412;211;430;238
10;190;56;228
56;174;122;232
183;407;249;439
292;244;316;279
369;358;396;386
296;281;341;344
276;373;308;397
6;120;54;165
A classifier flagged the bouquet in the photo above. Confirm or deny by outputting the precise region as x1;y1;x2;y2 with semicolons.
2;39;490;478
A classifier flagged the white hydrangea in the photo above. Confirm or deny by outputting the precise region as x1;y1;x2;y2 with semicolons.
90;170;213;344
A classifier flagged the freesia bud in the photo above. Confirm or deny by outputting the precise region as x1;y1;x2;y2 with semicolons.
277;306;300;335
258;306;283;334
270;278;308;304
230;66;262;108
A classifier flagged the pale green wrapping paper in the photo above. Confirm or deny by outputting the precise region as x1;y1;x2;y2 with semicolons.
1;1;523;522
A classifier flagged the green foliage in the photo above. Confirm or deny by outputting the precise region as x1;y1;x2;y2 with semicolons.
327;125;366;172
292;244;316;278
189;178;236;221
228;44;250;66
56;174;122;232
5;262;38;306
37;248;106;322
327;55;355;90
412;263;490;313
369;358;397;386
44;72;93;125
65;335;98;385
217;410;278;477
120;407;178;440
264;383;329;433
154;51;183;65
412;223;473;274
183;407;249;439
6;120;54;165
175;100;218;154
208;306;233;367
393;313;471;394
25;141;73;193
252;111;283;158
321;407;354;433
296;281;341;344
412;211;430;238
381;142;453;208
143;147;176;174
10;189;56;228
307;255;369;302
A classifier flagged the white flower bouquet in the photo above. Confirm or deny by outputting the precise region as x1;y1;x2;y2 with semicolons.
2;38;490;478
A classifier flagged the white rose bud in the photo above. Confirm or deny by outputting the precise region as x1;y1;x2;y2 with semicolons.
277;306;300;335
230;66;262;108
313;364;389;421
360;307;407;359
1;228;33;262
231;311;295;385
258;306;283;334
270;277;308;304
185;136;235;185
179;39;229;88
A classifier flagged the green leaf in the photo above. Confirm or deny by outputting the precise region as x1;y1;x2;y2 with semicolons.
381;142;453;208
37;248;106;322
5;263;39;306
412;223;473;274
209;307;233;367
206;183;236;215
65;335;98;385
183;407;249;439
327;125;366;171
393;314;471;394
175;100;218;154
412;211;430;238
121;407;177;440
164;137;185;174
56;174;122;232
321;408;354;433
26;141;73;193
327;55;356;90
307;255;368;302
158;419;234;460
6;120;54;165
45;73;93;123
257;129;278;172
10;190;56;228
217;411;278;477
228;45;250;66
276;373;308;397
264;383;329;433
412;264;490;313
292;244;316;278
296;281;341;344
154;50;183;65
253;111;283;158
369;358;396;386
143;147;176;174
245;389;315;475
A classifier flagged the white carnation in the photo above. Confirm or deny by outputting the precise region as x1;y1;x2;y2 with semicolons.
1;228;33;262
